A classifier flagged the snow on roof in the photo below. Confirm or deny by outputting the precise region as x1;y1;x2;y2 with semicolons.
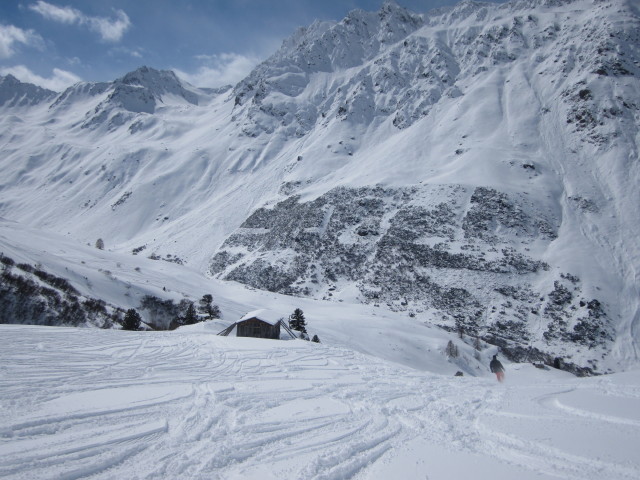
238;309;284;326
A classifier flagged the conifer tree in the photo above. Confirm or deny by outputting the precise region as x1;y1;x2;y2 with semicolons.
289;308;307;334
198;294;221;319
122;308;141;331
183;302;198;325
445;340;459;358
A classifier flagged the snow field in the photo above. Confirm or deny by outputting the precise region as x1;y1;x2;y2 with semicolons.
1;324;639;480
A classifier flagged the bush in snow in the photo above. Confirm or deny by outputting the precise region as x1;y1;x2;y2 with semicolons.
0;253;15;268
140;295;182;329
0;257;116;328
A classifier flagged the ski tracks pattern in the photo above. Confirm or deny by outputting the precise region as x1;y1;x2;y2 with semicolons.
1;326;639;479
475;381;640;480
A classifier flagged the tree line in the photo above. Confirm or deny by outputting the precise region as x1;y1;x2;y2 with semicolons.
124;294;222;331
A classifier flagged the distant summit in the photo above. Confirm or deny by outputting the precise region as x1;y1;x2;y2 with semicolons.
101;66;201;115
115;66;200;107
0;74;57;107
61;66;210;129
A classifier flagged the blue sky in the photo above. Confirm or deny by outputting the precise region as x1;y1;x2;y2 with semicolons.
1;0;474;91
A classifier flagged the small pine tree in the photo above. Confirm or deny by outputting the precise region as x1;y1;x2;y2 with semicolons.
198;294;221;319
198;294;212;314
183;302;198;325
311;335;321;343
122;308;141;331
95;238;104;250
289;308;307;334
445;340;459;358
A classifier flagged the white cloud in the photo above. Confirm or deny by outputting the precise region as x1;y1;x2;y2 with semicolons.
0;65;81;91
173;53;260;88
0;24;44;59
29;1;131;42
108;46;144;59
29;1;81;24
86;10;131;42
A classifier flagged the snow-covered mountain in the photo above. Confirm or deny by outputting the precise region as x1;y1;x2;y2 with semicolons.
0;0;639;374
0;74;56;107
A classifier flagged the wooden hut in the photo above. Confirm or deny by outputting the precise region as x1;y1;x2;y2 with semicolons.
237;310;281;339
217;309;297;339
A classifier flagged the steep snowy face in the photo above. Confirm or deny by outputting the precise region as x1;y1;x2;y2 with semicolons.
231;1;430;135
231;0;639;137
0;75;57;108
0;65;220;250
50;81;111;112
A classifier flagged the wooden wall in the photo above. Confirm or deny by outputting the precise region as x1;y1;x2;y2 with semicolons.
236;318;280;339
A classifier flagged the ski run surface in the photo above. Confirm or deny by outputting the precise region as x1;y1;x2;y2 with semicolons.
1;323;639;480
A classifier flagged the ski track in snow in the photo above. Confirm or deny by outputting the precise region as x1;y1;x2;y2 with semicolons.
1;326;639;480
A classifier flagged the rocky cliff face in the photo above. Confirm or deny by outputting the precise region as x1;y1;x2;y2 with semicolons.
209;183;611;373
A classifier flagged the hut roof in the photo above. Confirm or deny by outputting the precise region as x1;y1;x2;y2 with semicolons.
239;309;283;326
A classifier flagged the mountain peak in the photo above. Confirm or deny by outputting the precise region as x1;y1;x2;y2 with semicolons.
0;74;57;107
117;66;181;89
379;0;420;18
114;66;199;103
81;65;202;125
1;74;20;85
233;1;424;116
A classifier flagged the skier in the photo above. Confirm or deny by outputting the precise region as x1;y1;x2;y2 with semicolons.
490;354;505;382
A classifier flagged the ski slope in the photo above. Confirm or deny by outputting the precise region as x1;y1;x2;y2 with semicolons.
1;324;639;480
